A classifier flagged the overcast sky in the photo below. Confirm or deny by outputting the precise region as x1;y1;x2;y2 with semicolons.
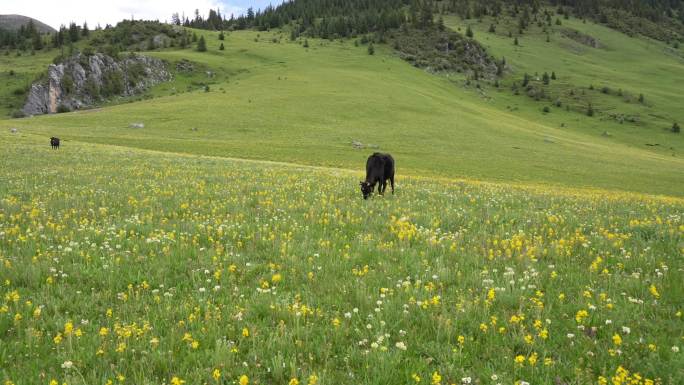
2;0;276;29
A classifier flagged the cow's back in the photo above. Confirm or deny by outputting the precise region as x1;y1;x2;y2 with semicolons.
366;153;394;178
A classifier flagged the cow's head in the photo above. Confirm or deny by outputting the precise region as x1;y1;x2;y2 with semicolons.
360;181;373;200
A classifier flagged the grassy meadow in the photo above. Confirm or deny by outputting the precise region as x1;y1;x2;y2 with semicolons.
1;25;682;196
1;11;684;385
1;133;683;385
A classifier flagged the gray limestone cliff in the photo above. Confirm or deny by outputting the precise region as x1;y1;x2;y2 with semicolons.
23;53;171;116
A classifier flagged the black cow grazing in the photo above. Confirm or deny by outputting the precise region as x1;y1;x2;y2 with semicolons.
50;137;60;149
360;152;395;199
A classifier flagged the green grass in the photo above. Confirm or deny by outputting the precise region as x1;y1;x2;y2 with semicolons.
0;48;57;117
445;13;684;153
1;133;682;385
1;28;683;196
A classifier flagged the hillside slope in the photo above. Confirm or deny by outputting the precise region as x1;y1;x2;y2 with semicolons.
2;27;682;196
0;14;55;33
444;14;684;153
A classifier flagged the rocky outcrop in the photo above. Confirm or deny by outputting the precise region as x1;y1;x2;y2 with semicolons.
22;53;171;116
392;27;500;78
560;28;602;49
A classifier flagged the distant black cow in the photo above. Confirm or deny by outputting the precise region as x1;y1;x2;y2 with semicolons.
360;152;395;199
50;137;60;149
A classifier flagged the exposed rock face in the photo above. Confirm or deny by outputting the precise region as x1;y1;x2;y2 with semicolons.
560;28;603;48
23;53;171;116
392;27;500;79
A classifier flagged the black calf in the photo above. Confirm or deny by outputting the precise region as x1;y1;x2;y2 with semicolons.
360;152;395;199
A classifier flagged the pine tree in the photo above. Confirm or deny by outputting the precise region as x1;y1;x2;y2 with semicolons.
638;93;645;103
218;31;225;40
514;37;519;45
219;42;225;50
488;24;496;33
32;34;43;50
68;23;80;43
673;122;680;133
587;103;594;117
197;35;207;52
82;22;89;37
368;42;375;55
542;72;550;85
551;71;556;80
522;73;530;87
466;25;474;38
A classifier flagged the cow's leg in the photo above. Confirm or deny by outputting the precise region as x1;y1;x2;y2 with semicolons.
390;176;395;194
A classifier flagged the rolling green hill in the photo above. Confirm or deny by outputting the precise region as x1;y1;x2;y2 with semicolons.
0;15;55;34
1;20;682;196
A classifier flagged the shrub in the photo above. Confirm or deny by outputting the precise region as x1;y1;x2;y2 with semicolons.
56;104;71;113
638;93;645;103
219;43;225;50
587;103;594;117
673;122;681;133
8;69;15;76
368;43;375;55
61;73;75;94
11;110;26;118
543;106;551;113
102;69;125;97
85;77;100;99
126;62;146;87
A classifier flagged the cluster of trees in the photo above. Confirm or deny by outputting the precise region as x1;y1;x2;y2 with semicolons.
171;9;226;30
175;0;682;42
0;20;93;52
176;0;414;38
0;20;48;50
51;22;89;48
443;0;683;41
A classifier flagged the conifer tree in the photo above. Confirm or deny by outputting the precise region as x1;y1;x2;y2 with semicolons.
197;35;207;52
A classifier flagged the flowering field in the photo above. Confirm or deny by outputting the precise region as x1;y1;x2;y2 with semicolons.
1;135;683;385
